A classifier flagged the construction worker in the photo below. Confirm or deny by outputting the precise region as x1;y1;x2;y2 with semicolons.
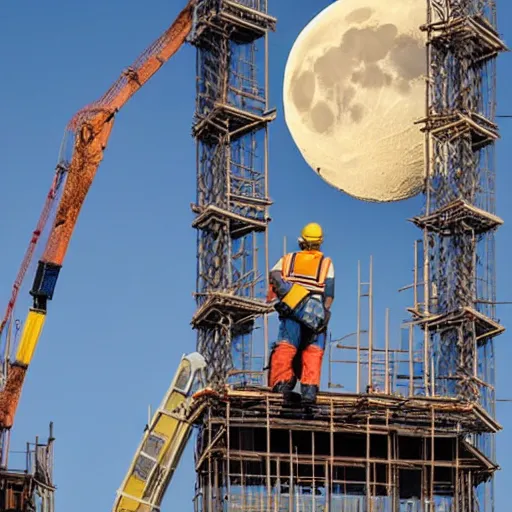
267;222;335;404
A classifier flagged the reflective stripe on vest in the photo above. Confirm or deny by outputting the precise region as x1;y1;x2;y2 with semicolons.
281;251;331;293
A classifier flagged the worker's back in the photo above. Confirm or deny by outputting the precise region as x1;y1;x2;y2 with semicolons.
281;249;332;294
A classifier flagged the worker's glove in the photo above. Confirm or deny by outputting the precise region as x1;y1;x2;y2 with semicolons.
270;276;291;299
266;285;277;303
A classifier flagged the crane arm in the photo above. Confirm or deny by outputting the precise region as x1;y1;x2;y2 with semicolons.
0;170;64;335
0;0;195;430
42;0;195;266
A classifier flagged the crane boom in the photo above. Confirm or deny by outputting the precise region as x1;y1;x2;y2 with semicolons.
0;171;62;336
0;0;195;432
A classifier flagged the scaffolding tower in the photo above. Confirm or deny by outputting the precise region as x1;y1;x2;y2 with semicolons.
187;1;507;511
410;0;506;508
189;0;276;390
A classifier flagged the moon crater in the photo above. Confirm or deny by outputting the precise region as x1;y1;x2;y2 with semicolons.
311;101;335;133
345;7;374;24
291;70;316;112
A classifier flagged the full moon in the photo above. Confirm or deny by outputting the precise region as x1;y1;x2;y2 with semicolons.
283;0;427;202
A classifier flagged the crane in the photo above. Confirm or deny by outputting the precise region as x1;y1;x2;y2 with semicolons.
0;0;195;450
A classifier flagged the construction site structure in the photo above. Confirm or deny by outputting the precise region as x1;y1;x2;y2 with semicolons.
0;424;54;512
189;0;276;389
187;1;508;512
409;0;505;508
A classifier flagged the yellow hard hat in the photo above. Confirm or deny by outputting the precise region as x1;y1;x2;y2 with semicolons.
301;222;323;244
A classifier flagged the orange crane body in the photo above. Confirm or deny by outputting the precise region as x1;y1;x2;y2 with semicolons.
0;0;195;430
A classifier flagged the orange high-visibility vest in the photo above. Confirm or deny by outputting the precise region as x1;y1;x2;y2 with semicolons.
281;251;331;293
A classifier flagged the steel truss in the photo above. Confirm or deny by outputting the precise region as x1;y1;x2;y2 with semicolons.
189;0;276;389
409;0;506;509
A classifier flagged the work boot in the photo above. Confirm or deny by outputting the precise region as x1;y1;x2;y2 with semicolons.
272;380;297;402
301;384;318;405
272;380;296;394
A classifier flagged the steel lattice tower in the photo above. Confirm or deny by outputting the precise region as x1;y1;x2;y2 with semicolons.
413;0;506;403
409;0;507;509
189;1;276;389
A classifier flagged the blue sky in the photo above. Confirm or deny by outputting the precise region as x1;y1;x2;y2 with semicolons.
1;0;511;510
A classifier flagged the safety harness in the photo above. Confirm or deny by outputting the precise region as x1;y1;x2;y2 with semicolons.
276;251;332;332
